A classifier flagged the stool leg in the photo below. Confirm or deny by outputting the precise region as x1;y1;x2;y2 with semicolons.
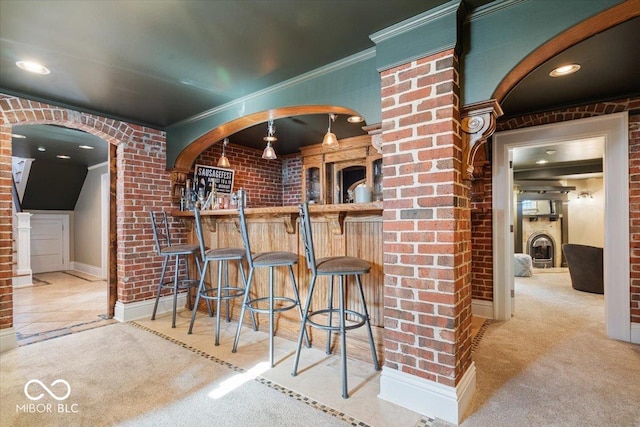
232;267;255;353
288;265;310;348
180;255;193;311
188;260;209;334
292;274;316;377
339;275;348;398
215;259;224;346
151;256;169;321
269;266;275;367
239;263;258;331
326;276;334;354
356;274;380;371
172;255;180;328
224;261;231;322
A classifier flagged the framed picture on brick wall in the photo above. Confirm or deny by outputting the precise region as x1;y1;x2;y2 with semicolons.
194;164;235;195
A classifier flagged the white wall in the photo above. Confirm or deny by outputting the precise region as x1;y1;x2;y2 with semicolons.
74;163;108;273
566;177;604;247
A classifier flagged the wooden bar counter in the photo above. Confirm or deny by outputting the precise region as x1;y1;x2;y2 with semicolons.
173;202;384;363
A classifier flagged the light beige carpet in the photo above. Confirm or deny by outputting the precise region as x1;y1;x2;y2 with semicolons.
445;271;640;427
0;322;357;427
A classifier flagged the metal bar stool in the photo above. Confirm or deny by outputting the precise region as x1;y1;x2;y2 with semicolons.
188;208;256;345
232;201;309;367
291;202;380;398
149;210;201;328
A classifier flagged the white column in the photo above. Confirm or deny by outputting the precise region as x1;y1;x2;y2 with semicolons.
13;212;32;287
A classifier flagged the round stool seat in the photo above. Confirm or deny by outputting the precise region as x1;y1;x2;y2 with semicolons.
252;251;298;266
205;247;245;261
316;256;370;275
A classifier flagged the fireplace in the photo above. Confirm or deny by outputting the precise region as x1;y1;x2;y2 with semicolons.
528;233;555;268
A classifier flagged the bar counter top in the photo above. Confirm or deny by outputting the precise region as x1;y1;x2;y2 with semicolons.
171;201;383;217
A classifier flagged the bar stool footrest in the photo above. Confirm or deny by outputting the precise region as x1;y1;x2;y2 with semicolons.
198;286;245;301
307;309;367;331
246;296;298;314
160;278;199;290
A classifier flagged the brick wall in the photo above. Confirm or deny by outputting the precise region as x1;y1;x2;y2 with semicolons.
628;112;640;325
0;120;12;330
282;156;302;207
493;96;640;324
194;142;287;207
470;147;493;301
381;49;473;387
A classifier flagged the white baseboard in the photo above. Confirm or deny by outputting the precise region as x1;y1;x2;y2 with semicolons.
0;327;18;353
13;273;33;288
114;294;187;323
378;362;476;425
472;299;493;319
632;322;640;344
71;261;104;279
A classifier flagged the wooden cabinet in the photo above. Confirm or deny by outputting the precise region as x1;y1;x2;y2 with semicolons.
300;135;382;204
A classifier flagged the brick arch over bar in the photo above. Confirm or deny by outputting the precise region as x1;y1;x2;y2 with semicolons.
0;94;169;335
172;105;361;172
492;0;640;104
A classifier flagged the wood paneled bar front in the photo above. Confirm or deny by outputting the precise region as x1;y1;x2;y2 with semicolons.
173;202;384;363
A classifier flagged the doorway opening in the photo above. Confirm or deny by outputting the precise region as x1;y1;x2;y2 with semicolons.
493;112;630;342
11;124;111;344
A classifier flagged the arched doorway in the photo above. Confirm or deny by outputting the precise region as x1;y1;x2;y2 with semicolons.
1;95;130;348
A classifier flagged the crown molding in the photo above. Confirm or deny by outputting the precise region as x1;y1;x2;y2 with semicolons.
370;0;459;44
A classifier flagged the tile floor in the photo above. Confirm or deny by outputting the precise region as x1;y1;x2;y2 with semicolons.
12;272;488;427
12;271;115;345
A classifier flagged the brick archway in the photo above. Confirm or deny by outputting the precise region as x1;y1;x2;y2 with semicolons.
0;94;169;339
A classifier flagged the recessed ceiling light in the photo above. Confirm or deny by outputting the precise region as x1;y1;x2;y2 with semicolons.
545;149;556;155
11;133;26;139
536;159;549;165
347;115;364;123
37;147;46;152
16;60;51;75
79;145;94;150
549;64;580;77
56;155;71;159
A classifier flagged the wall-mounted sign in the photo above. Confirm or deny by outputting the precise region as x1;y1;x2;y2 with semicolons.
193;164;235;195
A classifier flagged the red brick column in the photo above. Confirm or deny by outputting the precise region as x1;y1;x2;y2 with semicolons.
378;49;474;422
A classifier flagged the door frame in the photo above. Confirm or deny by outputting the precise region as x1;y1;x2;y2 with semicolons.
492;112;630;342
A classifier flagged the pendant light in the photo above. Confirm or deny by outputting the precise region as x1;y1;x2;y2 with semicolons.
262;119;277;160
217;137;231;168
322;113;339;149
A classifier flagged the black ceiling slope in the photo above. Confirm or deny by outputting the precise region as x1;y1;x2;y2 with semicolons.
21;160;87;211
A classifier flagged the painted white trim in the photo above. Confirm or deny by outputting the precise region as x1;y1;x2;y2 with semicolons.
101;173;109;280
631;323;640;345
472;299;494;319
379;363;476;425
71;261;103;279
0;327;17;353
370;0;458;43
113;294;187;323
12;274;33;288
493;112;631;341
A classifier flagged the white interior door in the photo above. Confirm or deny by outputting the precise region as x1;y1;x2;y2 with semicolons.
30;214;70;273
